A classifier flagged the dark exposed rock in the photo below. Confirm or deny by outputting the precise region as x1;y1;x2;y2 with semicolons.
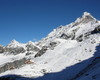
34;41;61;57
41;69;47;74
60;25;100;42
48;42;57;50
26;43;40;52
81;15;95;24
60;33;71;40
91;25;100;34
0;58;26;73
74;13;96;26
0;45;4;53
76;25;100;42
76;32;91;42
2;42;40;55
4;47;26;55
33;46;40;52
25;52;34;56
34;46;48;58
60;30;75;40
76;35;83;42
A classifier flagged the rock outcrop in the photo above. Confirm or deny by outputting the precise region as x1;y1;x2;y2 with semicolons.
0;58;26;73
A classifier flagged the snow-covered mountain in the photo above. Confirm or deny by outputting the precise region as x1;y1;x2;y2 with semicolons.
0;12;100;80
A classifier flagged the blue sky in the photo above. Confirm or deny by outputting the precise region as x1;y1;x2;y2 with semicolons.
0;0;100;45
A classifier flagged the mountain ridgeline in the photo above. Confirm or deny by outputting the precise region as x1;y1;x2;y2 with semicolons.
0;12;100;80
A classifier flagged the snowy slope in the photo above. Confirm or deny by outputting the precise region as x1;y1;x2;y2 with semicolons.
6;40;26;48
37;12;99;47
0;12;100;80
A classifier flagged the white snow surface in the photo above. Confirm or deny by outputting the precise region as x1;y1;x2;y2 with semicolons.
0;12;100;80
0;53;26;66
6;39;26;48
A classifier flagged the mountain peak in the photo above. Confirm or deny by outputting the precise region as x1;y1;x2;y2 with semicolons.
82;12;95;19
83;12;91;16
27;41;35;45
75;12;96;24
6;39;20;48
10;39;19;44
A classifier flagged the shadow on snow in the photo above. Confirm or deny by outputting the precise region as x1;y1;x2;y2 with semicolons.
0;45;100;80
